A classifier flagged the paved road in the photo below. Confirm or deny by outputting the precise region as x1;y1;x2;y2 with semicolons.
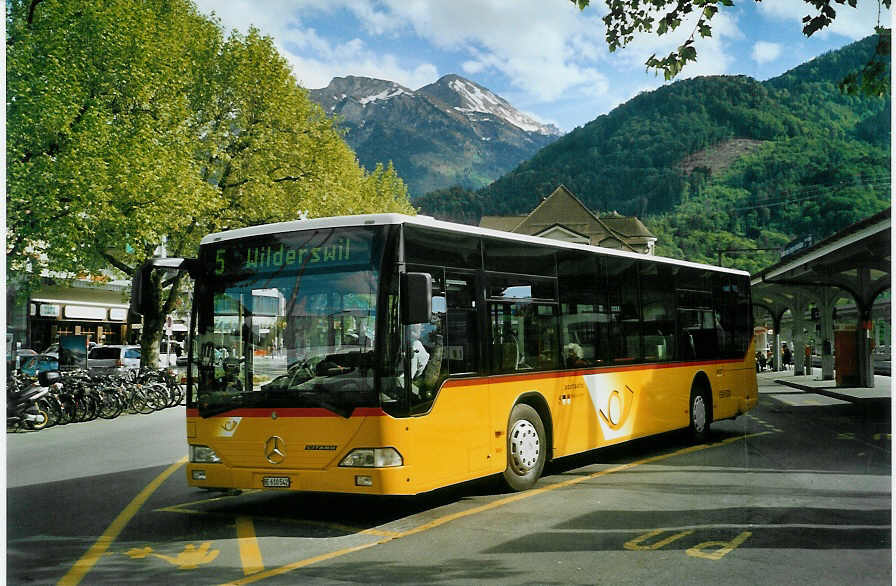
6;407;187;488
6;377;891;585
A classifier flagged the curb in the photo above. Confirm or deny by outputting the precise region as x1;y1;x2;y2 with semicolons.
773;379;889;405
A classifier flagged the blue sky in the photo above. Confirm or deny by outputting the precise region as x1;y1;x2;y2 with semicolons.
193;0;890;132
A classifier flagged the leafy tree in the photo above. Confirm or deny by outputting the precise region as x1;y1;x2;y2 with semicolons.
412;186;482;223
7;0;218;278
7;1;413;366
571;0;890;94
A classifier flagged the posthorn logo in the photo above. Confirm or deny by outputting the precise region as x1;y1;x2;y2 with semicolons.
584;375;636;440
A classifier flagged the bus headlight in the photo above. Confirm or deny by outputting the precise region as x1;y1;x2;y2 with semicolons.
339;447;403;468
190;444;221;463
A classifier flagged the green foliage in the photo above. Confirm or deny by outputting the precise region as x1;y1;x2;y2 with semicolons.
571;0;890;92
467;75;805;217
417;36;889;274
413;186;482;224
644;131;889;272
192;28;413;235
7;1;414;274
7;0;219;277
6;0;413;363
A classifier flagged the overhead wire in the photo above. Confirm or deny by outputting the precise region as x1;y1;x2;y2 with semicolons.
719;173;891;213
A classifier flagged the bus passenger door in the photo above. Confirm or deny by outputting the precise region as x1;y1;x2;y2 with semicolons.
443;272;492;475
406;268;491;486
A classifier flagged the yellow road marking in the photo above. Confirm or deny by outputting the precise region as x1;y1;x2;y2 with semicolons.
624;528;695;550
58;457;188;586
125;542;220;569
236;517;265;575
222;432;770;585
686;531;752;560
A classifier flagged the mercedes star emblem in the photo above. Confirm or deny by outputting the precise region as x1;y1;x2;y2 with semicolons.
264;436;286;464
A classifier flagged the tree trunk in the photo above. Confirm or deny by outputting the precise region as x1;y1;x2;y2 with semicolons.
140;270;164;370
139;270;187;370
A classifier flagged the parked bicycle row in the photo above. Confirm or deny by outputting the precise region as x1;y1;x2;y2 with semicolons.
7;367;185;432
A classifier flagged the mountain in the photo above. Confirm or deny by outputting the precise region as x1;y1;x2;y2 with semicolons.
414;35;890;274
307;75;561;196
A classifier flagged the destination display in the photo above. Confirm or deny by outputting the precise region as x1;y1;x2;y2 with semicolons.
204;227;380;278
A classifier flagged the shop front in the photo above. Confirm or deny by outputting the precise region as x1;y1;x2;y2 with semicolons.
26;283;132;353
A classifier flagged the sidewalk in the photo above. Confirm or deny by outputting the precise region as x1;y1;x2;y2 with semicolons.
756;368;892;406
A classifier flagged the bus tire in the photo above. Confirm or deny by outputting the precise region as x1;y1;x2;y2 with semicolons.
689;386;711;443
503;404;546;491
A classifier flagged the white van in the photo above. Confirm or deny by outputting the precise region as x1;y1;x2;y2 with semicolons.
87;345;141;374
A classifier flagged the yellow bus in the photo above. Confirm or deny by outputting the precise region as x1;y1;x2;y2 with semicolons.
139;214;757;494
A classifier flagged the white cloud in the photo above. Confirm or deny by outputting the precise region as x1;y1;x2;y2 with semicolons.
752;41;783;64
288;51;439;90
367;0;613;101
193;0;616;111
462;60;486;75
756;0;890;39
194;0;843;129
192;0;440;90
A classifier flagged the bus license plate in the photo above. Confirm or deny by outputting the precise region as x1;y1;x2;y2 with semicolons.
262;476;291;488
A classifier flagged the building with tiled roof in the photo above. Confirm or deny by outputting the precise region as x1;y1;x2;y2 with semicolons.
478;185;657;254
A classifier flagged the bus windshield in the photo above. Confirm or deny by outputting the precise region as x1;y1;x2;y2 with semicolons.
191;226;385;418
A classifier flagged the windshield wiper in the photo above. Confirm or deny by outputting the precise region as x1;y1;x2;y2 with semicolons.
298;390;354;418
198;387;359;419
198;391;258;418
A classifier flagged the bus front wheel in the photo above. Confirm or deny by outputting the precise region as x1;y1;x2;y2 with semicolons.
689;387;711;443
503;404;546;491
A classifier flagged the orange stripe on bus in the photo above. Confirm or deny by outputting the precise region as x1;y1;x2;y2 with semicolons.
440;357;748;388
184;407;386;418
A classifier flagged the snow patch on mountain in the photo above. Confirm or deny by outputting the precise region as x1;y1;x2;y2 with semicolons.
448;78;557;135
359;86;412;105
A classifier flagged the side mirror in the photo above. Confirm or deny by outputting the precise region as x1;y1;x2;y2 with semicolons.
131;258;199;316
131;263;152;316
401;272;432;324
38;370;61;387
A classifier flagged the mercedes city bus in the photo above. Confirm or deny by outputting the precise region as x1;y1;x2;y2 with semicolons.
135;214;757;495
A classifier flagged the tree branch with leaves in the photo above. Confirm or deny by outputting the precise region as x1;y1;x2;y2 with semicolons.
572;0;890;94
7;1;414;367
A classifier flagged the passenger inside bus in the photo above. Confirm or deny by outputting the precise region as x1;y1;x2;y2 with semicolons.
565;343;586;368
409;323;430;378
408;321;444;410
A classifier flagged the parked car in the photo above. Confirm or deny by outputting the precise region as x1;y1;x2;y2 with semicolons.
20;354;59;378
87;345;141;374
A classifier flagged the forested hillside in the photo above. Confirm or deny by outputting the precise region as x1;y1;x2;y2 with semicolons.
414;35;890;274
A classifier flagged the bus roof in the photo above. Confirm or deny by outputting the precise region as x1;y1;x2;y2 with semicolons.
200;213;750;277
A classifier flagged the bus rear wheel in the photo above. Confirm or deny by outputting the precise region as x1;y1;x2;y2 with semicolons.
503;404;546;491
689;387;711;443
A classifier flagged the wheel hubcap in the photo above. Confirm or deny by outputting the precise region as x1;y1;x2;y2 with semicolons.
509;420;540;473
692;395;706;433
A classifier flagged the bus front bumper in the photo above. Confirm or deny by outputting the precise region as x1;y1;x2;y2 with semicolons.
186;463;415;495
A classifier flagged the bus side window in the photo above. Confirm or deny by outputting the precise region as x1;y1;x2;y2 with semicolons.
557;250;606;367
445;273;479;374
676;268;715;360
640;262;676;362
606;258;641;363
490;304;520;372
